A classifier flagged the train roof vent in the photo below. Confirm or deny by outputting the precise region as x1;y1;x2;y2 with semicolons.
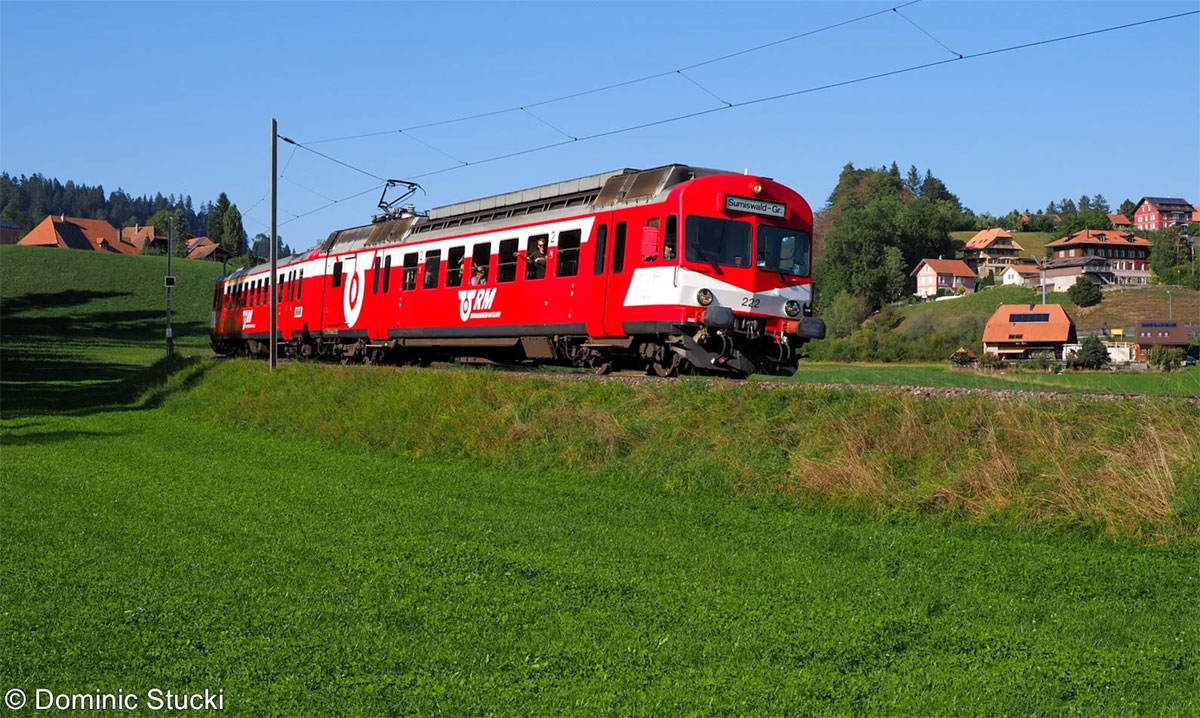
366;216;418;246
593;164;696;208
320;224;374;252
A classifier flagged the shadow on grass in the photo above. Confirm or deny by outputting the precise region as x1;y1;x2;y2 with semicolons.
1;429;117;446
1;355;213;419
2;287;215;418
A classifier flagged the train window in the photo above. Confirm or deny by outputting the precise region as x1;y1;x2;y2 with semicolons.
382;257;392;293
255;279;262;305
402;253;418;290
372;256;381;295
612;222;627;274
664;215;678;260
290;271;297;301
471;242;491;284
556;229;581;277
685;216;752;267
297;270;304;300
593;224;608;275
642;218;660;261
332;261;343;288
424;250;441;289
446;246;465;287
526;235;548;280
498;238;518;282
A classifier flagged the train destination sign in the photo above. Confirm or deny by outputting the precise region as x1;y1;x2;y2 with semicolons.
724;195;786;218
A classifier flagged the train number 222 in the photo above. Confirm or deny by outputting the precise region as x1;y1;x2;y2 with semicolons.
740;297;760;308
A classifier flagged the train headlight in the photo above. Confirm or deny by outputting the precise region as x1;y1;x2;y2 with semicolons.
696;288;715;306
784;299;802;317
751;181;763;195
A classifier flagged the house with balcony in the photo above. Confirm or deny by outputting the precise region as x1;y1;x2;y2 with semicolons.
961;228;1024;277
1044;229;1151;286
1132;197;1194;231
912;258;976;298
983;304;1076;360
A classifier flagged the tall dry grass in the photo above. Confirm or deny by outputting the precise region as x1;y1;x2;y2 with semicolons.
163;362;1200;544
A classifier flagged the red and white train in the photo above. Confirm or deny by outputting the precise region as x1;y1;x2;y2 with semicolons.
210;164;825;376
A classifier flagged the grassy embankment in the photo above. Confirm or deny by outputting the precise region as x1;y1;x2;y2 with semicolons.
3;245;1200;713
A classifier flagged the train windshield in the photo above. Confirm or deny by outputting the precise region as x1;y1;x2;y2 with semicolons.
685;216;752;268
756;225;811;277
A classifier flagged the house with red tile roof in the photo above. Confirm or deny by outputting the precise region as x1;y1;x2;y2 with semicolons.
911;258;976;298
18;215;120;252
1045;229;1152;286
983;304;1076;360
1107;214;1131;228
962;228;1024;277
185;236;232;262
119;225;166;254
1132;197;1193;231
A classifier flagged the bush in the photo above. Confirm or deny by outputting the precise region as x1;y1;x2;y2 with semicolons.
979;352;1006;370
1067;336;1110;370
1067;276;1102;307
1156;261;1200;290
1148;345;1185;372
822;293;869;339
949;350;974;367
1025;350;1057;371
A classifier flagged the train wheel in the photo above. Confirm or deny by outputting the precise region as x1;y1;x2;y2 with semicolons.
650;353;681;378
592;361;613;376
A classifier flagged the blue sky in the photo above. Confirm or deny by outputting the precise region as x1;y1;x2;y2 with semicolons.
2;1;1197;248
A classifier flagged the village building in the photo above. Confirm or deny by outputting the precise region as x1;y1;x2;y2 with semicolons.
119;225;166;253
1044;229;1151;286
961;228;1024;277
0;220;20;245
982;304;1076;360
911;258;976;298
1132;196;1194;231
999;263;1041;287
18;215;122;252
1134;319;1191;361
185;236;232;262
1041;256;1114;292
1107;213;1131;228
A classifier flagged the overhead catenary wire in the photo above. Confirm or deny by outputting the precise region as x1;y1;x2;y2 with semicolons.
300;0;924;145
893;7;962;59
276;8;1198;228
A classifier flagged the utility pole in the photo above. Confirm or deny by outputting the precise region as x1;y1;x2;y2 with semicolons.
270;117;279;370
166;215;175;357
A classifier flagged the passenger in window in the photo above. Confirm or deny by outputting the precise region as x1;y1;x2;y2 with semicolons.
663;243;675;261
527;237;548;279
470;265;487;285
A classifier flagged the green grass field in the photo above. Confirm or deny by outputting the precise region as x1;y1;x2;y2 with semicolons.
3;244;1200;715
788;362;1200;397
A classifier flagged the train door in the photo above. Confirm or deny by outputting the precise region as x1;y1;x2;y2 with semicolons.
323;254;352;330
602;220;630;337
586;214;613;337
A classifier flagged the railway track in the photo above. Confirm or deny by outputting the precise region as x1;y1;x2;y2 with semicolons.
266;357;1199;404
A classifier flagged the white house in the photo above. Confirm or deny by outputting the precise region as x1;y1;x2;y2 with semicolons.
1000;263;1041;287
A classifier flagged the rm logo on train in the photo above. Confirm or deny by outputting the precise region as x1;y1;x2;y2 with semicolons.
458;288;499;322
